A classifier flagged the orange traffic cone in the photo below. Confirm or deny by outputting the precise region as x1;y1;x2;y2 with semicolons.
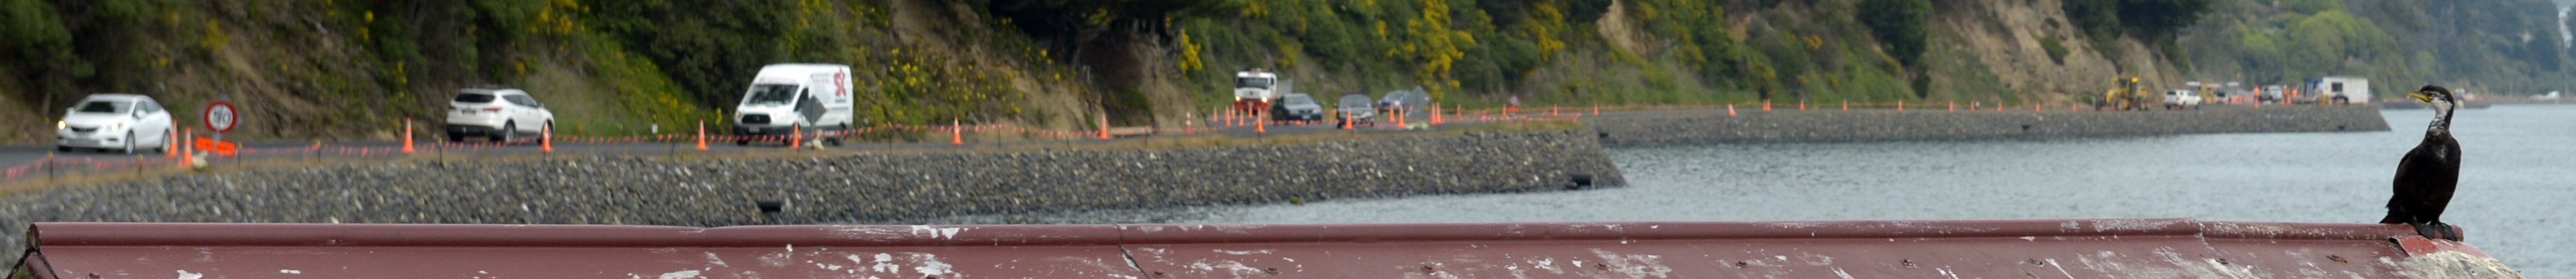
1800;101;1807;111
951;119;963;146
1256;111;1267;134
789;125;802;149
1340;112;1352;130
1762;101;1770;111
695;121;709;151
1098;112;1110;140
402;119;415;154
1432;105;1443;124
178;130;191;170
1949;102;1955;111
1727;105;1737;117
1593;105;1600;115
1898;102;1904;111
541;125;554;154
164;121;177;158
1843;101;1849;111
1396;110;1406;127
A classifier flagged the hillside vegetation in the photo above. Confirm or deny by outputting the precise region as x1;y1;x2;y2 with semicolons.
2182;0;2576;95
1;0;2564;144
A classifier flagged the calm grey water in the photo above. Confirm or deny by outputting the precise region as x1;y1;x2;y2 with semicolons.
1142;105;2574;276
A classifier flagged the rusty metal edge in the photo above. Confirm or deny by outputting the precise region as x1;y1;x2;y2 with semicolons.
23;223;1130;247
21;219;2445;247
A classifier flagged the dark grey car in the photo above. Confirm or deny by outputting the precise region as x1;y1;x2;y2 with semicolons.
1272;93;1326;121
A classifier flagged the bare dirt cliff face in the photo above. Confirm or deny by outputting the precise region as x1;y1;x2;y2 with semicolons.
1931;0;2186;104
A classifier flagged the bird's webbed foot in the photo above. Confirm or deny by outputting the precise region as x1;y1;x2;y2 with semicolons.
2410;223;2445;241
2430;222;2463;241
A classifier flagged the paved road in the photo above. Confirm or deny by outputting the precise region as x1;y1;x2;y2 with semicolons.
0;113;1466;182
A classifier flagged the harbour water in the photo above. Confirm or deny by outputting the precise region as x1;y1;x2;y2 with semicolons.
1160;105;2576;276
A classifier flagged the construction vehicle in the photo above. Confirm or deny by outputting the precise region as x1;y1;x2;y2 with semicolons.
2096;76;2153;111
2194;82;2226;105
2304;76;2371;104
1231;68;1291;115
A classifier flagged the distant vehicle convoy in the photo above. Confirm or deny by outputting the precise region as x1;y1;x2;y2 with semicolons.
445;88;556;144
55;94;175;154
733;64;854;146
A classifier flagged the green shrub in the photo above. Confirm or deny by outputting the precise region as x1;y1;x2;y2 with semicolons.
2039;36;2070;64
1858;0;1932;68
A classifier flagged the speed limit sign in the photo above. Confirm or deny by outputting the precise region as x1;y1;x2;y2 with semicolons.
205;101;237;133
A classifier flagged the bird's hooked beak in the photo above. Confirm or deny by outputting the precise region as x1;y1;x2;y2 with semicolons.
2410;91;2435;103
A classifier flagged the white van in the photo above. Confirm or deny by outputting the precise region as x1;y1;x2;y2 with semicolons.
733;64;855;146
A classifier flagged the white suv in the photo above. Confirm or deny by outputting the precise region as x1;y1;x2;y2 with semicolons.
445;88;554;144
55;94;175;154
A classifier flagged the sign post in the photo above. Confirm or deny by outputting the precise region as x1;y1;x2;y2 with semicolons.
204;100;236;166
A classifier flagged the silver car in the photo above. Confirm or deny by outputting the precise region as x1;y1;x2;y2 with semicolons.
55;94;176;154
1336;94;1376;119
445;88;555;144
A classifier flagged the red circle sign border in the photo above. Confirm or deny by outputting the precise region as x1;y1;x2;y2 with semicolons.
205;101;237;133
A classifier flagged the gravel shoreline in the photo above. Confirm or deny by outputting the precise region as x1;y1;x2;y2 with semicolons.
1589;105;2390;146
0;129;1623;262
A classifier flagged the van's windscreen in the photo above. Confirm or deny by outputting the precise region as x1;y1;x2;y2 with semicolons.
1236;78;1272;89
453;94;496;103
745;84;800;105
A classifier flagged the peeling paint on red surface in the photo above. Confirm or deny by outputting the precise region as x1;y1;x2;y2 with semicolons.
7;219;2508;278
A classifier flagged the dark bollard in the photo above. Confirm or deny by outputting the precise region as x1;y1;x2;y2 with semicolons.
755;200;785;213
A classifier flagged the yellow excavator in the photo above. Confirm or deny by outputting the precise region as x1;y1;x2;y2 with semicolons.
2097;76;2152;111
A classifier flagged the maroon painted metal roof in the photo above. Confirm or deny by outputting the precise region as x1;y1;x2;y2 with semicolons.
9;219;2506;278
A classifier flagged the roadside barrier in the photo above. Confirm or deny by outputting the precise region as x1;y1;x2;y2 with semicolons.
9;100;2262;182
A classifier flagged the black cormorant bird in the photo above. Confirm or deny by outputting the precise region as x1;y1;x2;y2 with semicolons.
2380;85;2463;241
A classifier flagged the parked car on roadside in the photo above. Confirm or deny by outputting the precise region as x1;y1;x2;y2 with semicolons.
2163;89;2202;110
1376;87;1429;115
1272;93;1326;121
445;87;555;144
55;94;174;154
1336;94;1377;121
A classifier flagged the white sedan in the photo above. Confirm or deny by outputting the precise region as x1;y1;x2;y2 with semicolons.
56;94;176;154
